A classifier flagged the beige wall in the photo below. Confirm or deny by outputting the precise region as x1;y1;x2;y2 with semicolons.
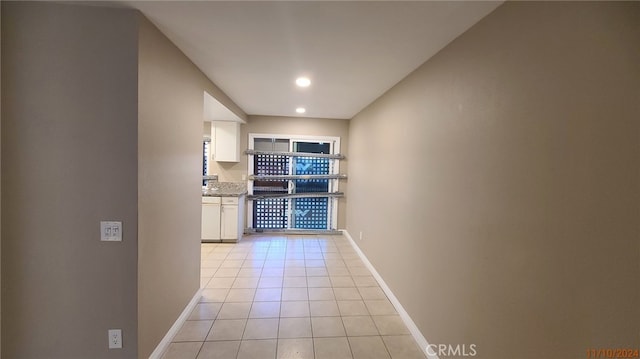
1;2;139;358
347;2;640;358
203;121;212;138
138;16;225;358
210;115;350;228
0;3;3;354
1;3;243;357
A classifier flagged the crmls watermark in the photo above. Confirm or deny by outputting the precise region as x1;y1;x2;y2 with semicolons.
426;344;477;357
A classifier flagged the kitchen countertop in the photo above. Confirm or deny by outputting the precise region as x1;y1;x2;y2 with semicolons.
202;182;247;197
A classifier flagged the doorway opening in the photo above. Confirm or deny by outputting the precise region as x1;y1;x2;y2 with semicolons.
247;134;344;233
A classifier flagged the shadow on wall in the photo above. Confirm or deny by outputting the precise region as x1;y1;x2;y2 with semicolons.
346;2;640;359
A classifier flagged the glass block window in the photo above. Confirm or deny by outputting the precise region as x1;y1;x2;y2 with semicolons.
248;137;339;231
292;197;328;229
254;199;288;229
294;156;329;193
253;153;290;229
255;154;289;176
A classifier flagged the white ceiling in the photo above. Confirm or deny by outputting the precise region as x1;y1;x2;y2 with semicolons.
123;1;502;119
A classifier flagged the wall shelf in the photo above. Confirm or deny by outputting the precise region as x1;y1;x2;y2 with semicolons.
245;149;345;160
248;192;344;200
249;174;347;181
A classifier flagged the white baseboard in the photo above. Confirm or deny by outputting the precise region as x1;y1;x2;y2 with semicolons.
148;288;203;359
341;230;438;359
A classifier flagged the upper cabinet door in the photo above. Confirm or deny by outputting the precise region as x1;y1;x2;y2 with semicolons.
213;121;240;162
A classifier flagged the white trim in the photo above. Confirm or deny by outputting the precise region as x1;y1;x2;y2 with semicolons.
341;230;439;359
148;288;203;359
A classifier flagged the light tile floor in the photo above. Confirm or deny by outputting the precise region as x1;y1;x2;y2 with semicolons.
162;234;426;359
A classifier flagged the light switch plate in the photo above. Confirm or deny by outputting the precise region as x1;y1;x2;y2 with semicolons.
101;221;122;242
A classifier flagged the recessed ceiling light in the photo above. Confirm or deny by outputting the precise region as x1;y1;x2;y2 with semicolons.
296;107;306;114
296;77;311;87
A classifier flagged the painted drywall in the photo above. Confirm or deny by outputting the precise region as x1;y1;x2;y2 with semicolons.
1;2;139;358
209;115;350;229
347;2;640;358
138;14;243;357
1;3;247;357
203;121;212;138
203;87;246;125
0;3;3;354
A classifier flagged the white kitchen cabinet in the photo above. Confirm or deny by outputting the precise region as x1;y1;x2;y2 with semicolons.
221;201;239;240
202;195;245;242
201;197;221;241
221;196;245;241
213;121;240;162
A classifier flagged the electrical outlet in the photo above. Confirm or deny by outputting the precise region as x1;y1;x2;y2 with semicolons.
359;231;363;241
101;221;122;242
108;329;122;349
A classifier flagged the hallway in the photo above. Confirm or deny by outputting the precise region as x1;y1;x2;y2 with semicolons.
161;235;426;359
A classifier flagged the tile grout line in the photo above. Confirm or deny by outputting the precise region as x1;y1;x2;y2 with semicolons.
274;240;282;359
338;236;358;359
183;236;410;359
